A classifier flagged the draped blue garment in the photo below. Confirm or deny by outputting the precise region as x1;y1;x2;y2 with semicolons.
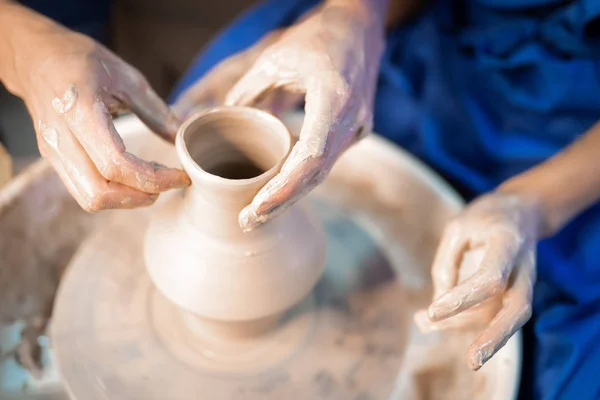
171;1;600;399
19;0;111;43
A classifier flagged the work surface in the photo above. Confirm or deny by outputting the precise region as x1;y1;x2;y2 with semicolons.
0;112;521;399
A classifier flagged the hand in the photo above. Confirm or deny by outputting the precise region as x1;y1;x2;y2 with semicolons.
221;1;386;231
173;30;298;119
415;192;541;370
1;6;189;212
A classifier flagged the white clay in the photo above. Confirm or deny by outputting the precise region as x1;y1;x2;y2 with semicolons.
144;106;326;331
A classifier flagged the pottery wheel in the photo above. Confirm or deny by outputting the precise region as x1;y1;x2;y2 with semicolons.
50;113;520;400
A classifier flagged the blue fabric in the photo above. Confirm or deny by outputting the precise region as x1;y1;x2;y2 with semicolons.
171;1;600;399
19;0;111;43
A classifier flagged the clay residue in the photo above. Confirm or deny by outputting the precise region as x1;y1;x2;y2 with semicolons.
0;160;97;373
313;146;491;399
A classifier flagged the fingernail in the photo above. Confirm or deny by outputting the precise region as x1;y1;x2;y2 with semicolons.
169;177;191;189
427;293;462;322
146;194;159;205
469;346;492;371
164;170;191;189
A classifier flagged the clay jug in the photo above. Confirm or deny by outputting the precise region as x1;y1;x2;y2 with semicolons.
144;106;326;333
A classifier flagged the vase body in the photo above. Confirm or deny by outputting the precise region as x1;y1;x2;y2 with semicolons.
144;106;326;325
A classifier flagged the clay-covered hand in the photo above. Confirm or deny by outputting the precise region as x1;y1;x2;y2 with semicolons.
415;192;541;370
0;5;189;212
173;30;294;119
223;0;387;231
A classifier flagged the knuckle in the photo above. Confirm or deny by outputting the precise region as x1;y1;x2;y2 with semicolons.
97;161;122;182
331;78;352;101
129;73;149;93
314;72;351;101
488;270;507;290
329;72;350;90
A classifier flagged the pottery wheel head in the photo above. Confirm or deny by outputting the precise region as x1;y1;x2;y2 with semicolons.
49;113;519;400
51;201;413;399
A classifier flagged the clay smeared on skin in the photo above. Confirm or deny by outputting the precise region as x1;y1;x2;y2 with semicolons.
418;120;600;370
0;2;189;213
51;84;78;115
38;120;59;151
2;112;516;398
220;0;388;232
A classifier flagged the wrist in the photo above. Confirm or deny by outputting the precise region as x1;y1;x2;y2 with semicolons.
0;3;55;97
497;173;568;238
324;0;389;27
0;3;30;96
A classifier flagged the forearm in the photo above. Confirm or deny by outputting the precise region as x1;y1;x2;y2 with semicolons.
324;0;425;29
324;0;389;27
499;121;600;237
0;1;56;97
0;1;18;91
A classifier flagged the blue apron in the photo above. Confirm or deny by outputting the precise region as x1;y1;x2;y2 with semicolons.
19;0;111;42
171;1;600;398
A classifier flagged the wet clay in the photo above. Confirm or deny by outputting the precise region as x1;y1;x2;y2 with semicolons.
144;106;326;329
0;161;97;375
48;114;518;400
1;113;519;399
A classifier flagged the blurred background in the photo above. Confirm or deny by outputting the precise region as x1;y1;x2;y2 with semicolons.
0;0;257;173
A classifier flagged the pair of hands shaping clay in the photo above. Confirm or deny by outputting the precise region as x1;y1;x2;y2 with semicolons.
0;0;385;233
1;0;559;372
0;3;190;212
175;0;386;231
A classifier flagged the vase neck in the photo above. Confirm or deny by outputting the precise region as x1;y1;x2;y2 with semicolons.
182;172;272;238
175;106;291;238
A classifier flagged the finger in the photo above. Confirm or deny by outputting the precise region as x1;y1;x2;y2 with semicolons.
428;236;520;321
36;119;158;211
39;137;83;204
237;78;343;231
59;90;190;193
238;149;323;232
414;309;488;333
467;249;535;370
109;62;181;142
224;65;277;107
430;221;468;299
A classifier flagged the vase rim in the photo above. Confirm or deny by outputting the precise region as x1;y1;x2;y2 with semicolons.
176;106;291;187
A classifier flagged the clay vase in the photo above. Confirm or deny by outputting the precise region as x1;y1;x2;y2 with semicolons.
144;106;326;335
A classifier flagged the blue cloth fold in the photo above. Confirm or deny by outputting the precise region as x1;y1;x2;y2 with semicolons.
21;0;111;43
171;1;600;398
